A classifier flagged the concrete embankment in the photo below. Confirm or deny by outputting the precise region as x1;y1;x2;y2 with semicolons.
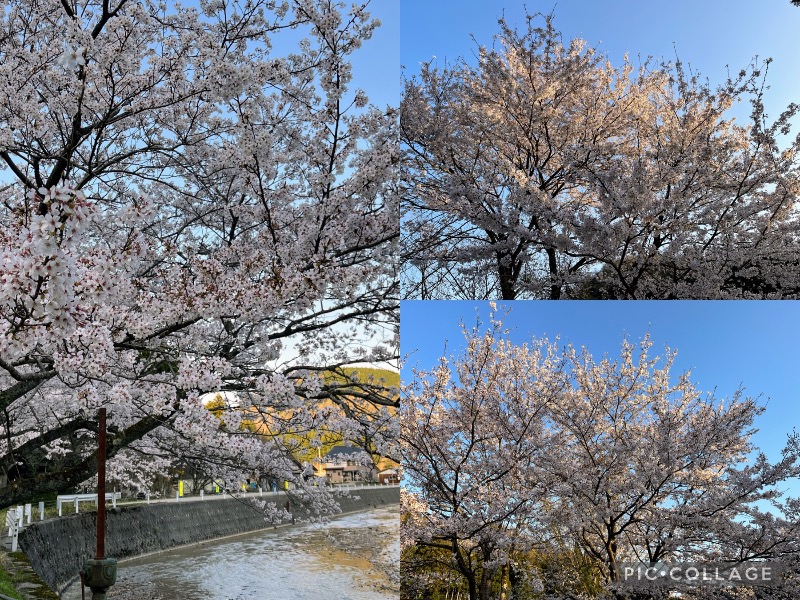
17;486;399;595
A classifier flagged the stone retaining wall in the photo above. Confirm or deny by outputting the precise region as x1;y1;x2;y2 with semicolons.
18;486;399;595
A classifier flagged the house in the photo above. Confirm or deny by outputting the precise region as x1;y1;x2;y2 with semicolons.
378;468;400;485
320;446;377;484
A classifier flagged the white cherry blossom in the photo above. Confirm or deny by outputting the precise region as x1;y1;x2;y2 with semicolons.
0;0;398;510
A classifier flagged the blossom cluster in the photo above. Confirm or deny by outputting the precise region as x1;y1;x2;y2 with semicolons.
0;0;397;509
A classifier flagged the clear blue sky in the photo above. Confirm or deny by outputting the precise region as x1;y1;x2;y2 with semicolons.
353;0;399;110
401;301;800;499
401;0;800;124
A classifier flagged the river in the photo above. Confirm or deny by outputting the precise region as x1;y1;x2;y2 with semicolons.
61;506;399;600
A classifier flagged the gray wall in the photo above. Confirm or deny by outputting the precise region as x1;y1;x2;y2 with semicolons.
18;487;399;594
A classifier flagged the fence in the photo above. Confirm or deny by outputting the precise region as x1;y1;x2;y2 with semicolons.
4;502;44;551
56;492;121;516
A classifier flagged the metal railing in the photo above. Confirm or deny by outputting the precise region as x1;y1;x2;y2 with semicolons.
56;492;121;516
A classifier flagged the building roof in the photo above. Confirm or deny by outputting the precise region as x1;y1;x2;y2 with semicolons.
324;445;370;459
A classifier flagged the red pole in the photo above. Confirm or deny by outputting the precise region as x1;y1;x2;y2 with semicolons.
96;407;106;560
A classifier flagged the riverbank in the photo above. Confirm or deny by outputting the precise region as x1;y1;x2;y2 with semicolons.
16;486;399;596
0;551;56;600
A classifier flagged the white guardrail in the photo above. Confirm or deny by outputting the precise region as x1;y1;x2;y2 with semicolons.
330;483;400;492
5;502;42;551
5;493;120;551
56;492;121;516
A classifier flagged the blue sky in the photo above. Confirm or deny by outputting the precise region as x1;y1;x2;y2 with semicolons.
401;0;800;124
265;0;399;110
356;0;399;109
401;301;800;500
179;0;398;110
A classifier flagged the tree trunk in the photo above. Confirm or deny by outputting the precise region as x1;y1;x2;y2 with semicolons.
499;563;509;600
452;539;480;600
497;259;517;299
467;576;478;600
479;565;495;600
605;535;618;583
547;247;561;299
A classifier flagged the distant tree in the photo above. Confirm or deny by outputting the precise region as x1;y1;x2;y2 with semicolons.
401;12;800;299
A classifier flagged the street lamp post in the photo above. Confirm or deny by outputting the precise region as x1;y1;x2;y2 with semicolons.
80;407;117;600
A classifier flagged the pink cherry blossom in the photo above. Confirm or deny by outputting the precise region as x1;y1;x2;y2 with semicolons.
0;0;398;511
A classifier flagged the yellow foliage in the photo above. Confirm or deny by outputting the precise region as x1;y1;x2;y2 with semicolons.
201;368;399;468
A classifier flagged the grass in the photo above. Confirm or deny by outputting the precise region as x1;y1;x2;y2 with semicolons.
5;553;58;600
0;554;25;600
0;569;22;599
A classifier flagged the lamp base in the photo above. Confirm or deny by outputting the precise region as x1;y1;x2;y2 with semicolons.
81;557;117;600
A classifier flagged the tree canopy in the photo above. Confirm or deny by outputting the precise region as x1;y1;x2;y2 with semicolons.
401;312;800;600
0;0;398;510
401;12;800;300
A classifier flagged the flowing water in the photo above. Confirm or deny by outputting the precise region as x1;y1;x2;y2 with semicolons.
61;506;399;600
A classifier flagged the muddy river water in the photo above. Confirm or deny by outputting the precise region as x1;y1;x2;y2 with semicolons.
61;506;399;600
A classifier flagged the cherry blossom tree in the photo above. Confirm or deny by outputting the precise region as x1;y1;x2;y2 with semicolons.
540;337;800;593
401;314;558;600
401;312;800;600
401;11;800;300
0;0;398;510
